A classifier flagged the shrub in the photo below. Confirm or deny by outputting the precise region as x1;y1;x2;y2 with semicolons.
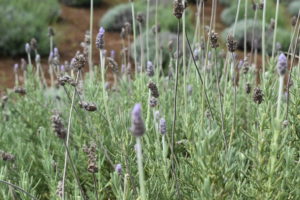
221;19;291;54
100;2;193;33
60;0;102;7
288;1;300;16
220;1;288;28
0;0;60;56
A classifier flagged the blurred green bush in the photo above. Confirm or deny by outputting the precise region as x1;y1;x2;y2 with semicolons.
0;0;60;56
220;1;288;28
288;1;300;16
221;19;291;54
60;0;102;7
100;2;193;33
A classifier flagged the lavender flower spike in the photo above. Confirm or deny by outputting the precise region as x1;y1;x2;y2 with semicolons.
13;64;19;73
146;61;154;77
115;164;122;175
277;53;287;76
25;43;31;54
96;27;105;49
159;118;167;135
131;103;145;137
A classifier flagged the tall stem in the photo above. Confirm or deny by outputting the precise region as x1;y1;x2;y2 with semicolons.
89;0;94;75
262;0;267;85
272;0;280;58
131;2;138;74
136;137;146;200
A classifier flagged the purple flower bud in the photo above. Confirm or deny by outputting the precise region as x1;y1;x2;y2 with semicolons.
35;54;41;63
48;52;54;64
121;64;126;73
110;50;116;60
146;61;154;77
13;64;19;73
193;48;199;61
159;118;167;135
60;65;65;72
277;53;287;76
130;103;145;137
96;27;105;49
115;164;122;175
25;43;31;54
54;48;59;57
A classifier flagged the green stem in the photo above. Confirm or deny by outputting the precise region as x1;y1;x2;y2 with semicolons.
136;137;146;200
272;0;280;58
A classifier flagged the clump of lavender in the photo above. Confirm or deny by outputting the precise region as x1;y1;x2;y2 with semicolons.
96;27;105;49
51;112;67;140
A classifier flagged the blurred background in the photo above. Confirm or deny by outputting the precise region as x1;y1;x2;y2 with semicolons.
0;0;298;90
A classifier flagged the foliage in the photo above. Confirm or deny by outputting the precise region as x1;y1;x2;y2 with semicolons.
60;0;102;7
0;0;60;56
221;19;292;54
288;1;300;16
220;1;288;28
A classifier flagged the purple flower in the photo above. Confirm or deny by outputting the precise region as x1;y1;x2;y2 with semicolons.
159;118;167;135
110;50;116;60
25;43;31;54
54;48;59;57
115;164;122;175
130;103;145;137
277;53;287;76
35;54;41;63
13;64;19;73
60;65;65;72
146;61;154;77
96;27;105;49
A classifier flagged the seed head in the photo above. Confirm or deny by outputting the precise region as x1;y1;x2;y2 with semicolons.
30;38;37;51
277;53;288;76
227;35;237;52
148;82;159;98
130;103;145;137
159;118;167;135
96;27;105;49
149;96;157;107
79;101;97;112
253;88;264;104
173;0;185;19
51;112;67;140
48;27;55;37
71;53;86;70
209;31;219;48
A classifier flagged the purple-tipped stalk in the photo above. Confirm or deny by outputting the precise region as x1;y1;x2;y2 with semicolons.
277;53;287;76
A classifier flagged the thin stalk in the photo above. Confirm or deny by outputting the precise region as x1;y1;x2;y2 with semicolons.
131;1;138;74
136;137;146;200
89;0;94;75
272;0;280;58
262;0;267;85
63;140;86;200
244;0;248;58
100;50;115;137
185;31;215;120
145;90;151;130
155;0;159;70
92;173;99;200
182;0;187;125
62;71;80;200
233;0;241;36
138;23;145;71
0;180;37;200
146;0;150;62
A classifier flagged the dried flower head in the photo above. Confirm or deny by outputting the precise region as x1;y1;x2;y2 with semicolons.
51;111;67;140
56;180;63;198
253;88;264;104
107;57;118;73
130;103;145;137
136;13;144;24
149;96;157;107
159;118;167;135
209;31;219;48
168;40;174;52
48;27;55;37
1;151;15;161
79;101;97;112
258;3;264;10
146;61;154;77
292;16;297;27
30;38;37;51
14;87;26;95
152;24;161;34
277;53;288;76
245;83;251;94
13;63;19;73
83;142;99;173
227;35;238;52
148;82;159;98
71;53;86;70
173;0;185;19
96;27;105;49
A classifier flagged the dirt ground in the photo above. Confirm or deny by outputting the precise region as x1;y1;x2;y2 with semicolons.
0;1;248;92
